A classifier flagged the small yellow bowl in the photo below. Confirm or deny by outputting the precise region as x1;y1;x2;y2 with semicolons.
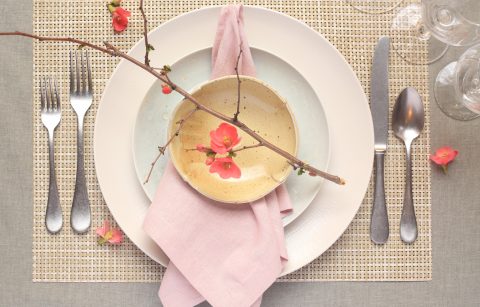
169;75;298;204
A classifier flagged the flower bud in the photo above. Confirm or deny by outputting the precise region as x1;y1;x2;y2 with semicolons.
162;84;172;94
196;144;207;153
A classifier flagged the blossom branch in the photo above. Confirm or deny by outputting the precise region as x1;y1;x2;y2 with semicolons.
143;106;199;184
139;0;152;66
233;47;243;122
0;31;345;185
176;82;346;184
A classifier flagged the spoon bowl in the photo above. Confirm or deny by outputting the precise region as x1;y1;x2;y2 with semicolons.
392;87;424;243
392;88;425;142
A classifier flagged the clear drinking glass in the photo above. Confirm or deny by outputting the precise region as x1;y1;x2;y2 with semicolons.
391;0;480;64
350;0;480;120
348;0;405;14
435;44;480;120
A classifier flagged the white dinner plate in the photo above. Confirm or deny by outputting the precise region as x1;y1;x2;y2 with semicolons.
94;6;373;276
132;47;330;226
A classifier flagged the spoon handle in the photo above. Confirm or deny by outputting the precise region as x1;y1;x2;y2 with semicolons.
371;151;389;244
401;142;418;243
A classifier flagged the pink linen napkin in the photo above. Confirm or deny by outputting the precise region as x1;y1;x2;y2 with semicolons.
143;5;292;307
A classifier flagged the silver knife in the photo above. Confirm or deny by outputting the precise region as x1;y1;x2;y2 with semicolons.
370;36;390;244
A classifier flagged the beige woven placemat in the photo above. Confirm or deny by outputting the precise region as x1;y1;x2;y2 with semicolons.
33;0;431;282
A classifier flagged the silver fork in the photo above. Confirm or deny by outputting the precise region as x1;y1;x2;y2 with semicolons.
70;51;93;233
40;77;63;234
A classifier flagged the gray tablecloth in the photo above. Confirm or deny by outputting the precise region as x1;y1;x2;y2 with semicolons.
1;0;479;306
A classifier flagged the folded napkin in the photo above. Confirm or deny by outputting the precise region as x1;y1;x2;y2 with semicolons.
210;4;256;79
143;5;292;307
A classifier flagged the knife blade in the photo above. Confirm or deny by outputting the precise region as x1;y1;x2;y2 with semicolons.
370;36;390;244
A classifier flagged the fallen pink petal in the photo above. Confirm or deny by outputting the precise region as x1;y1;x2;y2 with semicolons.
430;146;458;173
96;220;110;238
96;220;124;245
108;228;124;244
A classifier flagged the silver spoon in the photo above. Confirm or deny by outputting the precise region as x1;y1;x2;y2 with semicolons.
392;87;424;244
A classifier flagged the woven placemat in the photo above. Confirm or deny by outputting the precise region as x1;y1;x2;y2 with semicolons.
33;0;431;282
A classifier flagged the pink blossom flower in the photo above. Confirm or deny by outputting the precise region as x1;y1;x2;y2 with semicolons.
209;123;241;154
96;220;123;245
205;156;215;165
112;7;130;33
209;157;241;179
430;146;458;173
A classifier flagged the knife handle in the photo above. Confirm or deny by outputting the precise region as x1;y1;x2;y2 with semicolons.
371;151;389;244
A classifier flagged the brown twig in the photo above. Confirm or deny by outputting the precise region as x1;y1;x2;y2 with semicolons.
139;0;152;66
233;47;243;122
0;32;116;56
0;31;345;185
184;143;262;154
143;107;198;184
231;143;263;153
163;72;173;85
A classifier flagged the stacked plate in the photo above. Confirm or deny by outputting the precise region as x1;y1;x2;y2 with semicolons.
94;6;373;276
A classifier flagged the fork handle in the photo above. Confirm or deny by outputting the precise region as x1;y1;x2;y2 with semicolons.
71;115;91;233
46;130;63;234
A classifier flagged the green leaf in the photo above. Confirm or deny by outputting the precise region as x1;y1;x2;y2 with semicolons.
147;44;155;52
162;65;172;73
297;168;305;176
107;4;116;14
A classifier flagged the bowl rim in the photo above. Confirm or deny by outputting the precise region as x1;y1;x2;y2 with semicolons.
168;74;299;204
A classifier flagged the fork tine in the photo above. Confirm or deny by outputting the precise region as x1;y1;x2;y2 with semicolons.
53;78;61;111
75;51;81;94
45;77;51;110
70;51;75;93
86;51;93;93
81;52;87;94
40;78;46;111
48;76;55;111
